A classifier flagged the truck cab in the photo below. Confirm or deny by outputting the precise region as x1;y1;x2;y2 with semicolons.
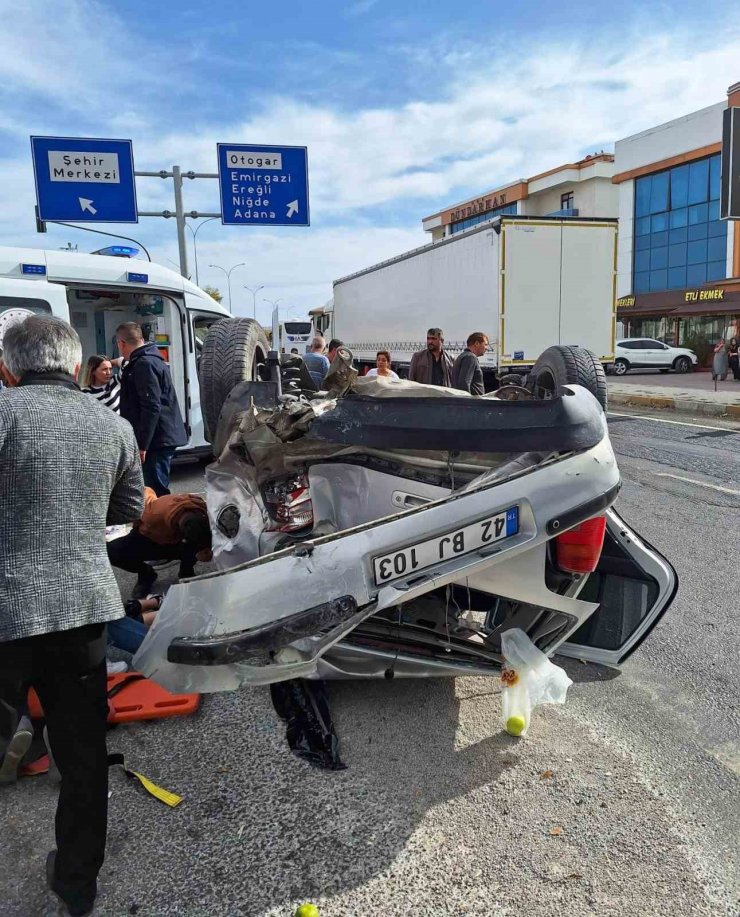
0;246;229;454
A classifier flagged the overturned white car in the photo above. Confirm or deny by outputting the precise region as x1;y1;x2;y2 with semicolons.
134;321;677;694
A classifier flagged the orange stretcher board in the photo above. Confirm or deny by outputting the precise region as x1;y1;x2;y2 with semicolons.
28;673;200;724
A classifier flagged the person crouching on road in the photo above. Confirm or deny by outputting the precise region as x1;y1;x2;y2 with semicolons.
0;315;144;917
107;492;213;599
115;321;188;496
408;327;454;386
452;332;489;395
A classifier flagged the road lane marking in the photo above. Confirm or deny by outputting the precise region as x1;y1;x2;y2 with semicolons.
608;411;740;433
651;472;740;496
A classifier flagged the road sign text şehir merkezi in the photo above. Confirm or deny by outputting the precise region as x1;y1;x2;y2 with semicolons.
30;136;138;223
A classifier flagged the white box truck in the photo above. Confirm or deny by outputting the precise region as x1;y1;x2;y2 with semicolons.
329;215;617;381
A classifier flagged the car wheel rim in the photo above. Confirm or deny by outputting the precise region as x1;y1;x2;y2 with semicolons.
615;362;627;375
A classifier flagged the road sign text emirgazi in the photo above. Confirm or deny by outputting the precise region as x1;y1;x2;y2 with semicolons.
217;144;309;226
30;136;138;223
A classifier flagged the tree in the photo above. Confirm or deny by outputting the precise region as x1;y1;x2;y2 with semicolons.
203;285;223;303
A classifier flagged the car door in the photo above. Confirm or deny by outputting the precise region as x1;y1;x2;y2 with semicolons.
642;339;669;367
557;508;678;666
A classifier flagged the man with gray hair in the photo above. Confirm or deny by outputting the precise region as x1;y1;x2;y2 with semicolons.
0;316;143;916
302;334;331;389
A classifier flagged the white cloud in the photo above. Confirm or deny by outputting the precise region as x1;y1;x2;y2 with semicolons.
0;5;739;321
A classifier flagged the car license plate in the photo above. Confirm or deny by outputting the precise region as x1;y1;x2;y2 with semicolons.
373;506;519;586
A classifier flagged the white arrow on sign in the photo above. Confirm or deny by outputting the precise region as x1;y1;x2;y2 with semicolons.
79;197;97;215
286;200;299;218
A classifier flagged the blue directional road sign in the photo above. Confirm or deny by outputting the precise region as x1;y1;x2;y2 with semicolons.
31;136;138;223
217;144;309;227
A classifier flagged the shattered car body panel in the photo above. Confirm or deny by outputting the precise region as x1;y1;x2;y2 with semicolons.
133;376;676;693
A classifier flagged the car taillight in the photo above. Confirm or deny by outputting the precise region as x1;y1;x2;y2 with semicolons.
264;474;314;532
555;516;606;574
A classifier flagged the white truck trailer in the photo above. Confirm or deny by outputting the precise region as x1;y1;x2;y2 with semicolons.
330;215;617;381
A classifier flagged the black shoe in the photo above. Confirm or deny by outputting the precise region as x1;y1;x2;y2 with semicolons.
131;568;157;600
46;851;95;916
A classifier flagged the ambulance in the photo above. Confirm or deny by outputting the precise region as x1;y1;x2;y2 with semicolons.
0;245;230;454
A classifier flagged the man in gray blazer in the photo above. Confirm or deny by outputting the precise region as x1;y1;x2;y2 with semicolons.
0;316;143;917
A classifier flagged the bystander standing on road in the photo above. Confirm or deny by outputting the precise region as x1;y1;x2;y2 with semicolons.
0;316;143;917
303;335;331;388
366;349;400;380
81;354;124;413
451;332;489;395
728;337;740;381
116;322;187;496
327;338;344;364
408;327;454;386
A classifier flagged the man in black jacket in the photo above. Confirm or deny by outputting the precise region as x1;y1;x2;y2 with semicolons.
115;322;188;495
452;331;489;395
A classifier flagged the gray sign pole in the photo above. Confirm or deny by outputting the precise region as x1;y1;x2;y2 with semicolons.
135;168;220;279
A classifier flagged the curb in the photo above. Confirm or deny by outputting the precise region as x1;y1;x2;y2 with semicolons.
609;392;740;419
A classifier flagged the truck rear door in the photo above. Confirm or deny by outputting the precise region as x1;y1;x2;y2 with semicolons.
559;222;617;362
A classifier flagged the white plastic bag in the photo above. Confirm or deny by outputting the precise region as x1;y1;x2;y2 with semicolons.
500;628;573;737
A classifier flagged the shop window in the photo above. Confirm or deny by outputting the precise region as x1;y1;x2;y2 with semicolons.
632;153;726;292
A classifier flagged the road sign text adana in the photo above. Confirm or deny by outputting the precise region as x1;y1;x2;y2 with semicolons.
217;144;310;227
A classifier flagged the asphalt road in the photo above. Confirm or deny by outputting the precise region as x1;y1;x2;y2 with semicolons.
2;411;739;916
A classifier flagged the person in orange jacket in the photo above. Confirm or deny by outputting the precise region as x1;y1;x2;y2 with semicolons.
107;492;212;599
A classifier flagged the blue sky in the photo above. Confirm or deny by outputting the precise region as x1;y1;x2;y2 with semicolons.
0;0;739;324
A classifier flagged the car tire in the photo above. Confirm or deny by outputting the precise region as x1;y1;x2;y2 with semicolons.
673;356;692;374
528;345;608;410
614;358;629;376
199;318;269;443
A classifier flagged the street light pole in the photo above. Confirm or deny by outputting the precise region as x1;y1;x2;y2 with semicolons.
244;284;265;319
209;262;246;313
186;217;218;286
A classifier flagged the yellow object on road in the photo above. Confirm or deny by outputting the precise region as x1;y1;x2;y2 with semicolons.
295;905;320;917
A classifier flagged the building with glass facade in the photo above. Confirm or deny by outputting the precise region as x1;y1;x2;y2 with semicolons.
615;83;740;363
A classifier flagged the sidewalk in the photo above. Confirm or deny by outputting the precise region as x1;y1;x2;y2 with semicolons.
607;372;740;418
